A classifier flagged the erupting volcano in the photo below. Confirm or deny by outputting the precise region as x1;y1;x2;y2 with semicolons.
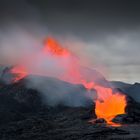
82;81;126;124
44;37;70;57
10;36;127;124
10;66;28;83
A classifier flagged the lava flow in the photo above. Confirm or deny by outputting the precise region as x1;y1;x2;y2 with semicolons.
10;36;127;124
81;80;126;124
10;65;28;83
43;37;70;57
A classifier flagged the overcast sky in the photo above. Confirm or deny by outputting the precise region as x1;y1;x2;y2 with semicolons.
0;0;140;83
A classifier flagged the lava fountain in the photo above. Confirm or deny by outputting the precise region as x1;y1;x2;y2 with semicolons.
10;36;127;124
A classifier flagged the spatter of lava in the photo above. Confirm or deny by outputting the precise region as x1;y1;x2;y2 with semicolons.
10;36;126;124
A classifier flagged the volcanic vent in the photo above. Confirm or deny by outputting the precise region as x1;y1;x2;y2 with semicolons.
1;36;127;125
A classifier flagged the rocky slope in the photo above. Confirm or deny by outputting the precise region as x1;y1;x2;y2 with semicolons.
0;77;140;139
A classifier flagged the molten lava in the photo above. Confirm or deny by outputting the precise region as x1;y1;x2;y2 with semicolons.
44;37;70;56
94;85;126;123
10;65;28;82
80;80;126;123
10;36;127;124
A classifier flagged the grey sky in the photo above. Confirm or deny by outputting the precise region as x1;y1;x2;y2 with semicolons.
0;0;140;83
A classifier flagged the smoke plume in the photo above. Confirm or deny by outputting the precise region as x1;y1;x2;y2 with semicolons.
0;0;97;107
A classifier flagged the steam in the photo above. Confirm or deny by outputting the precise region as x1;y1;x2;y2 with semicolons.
0;22;96;107
62;31;140;83
0;0;97;107
26;75;95;107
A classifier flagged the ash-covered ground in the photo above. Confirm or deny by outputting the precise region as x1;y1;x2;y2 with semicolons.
0;76;140;140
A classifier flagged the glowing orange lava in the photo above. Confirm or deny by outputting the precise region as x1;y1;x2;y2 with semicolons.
94;86;126;123
10;36;127;124
10;65;28;82
80;80;126;123
43;37;70;56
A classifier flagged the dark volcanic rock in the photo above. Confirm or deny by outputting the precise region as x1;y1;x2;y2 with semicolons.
125;96;140;123
92;118;107;124
112;114;134;124
0;79;96;139
112;96;140;124
0;81;44;125
0;78;139;139
125;83;140;103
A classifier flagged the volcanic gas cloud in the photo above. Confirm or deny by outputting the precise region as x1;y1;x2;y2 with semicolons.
10;37;126;124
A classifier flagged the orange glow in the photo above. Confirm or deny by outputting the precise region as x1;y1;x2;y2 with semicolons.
43;37;70;56
80;80;126;123
94;85;126;123
10;36;127;125
10;66;28;82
